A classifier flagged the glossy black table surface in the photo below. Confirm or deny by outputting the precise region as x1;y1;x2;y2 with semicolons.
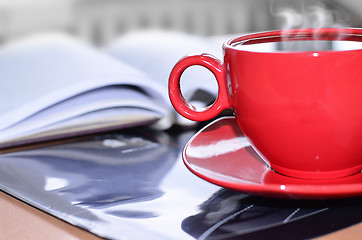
0;126;361;240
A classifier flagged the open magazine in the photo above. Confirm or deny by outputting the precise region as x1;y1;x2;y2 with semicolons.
0;30;226;149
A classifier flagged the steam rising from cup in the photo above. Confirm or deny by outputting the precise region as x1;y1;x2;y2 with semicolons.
270;0;350;51
271;0;347;29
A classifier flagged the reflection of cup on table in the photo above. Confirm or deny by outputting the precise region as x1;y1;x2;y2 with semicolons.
169;28;362;180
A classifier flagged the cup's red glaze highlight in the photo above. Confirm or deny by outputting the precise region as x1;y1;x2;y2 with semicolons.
169;28;362;179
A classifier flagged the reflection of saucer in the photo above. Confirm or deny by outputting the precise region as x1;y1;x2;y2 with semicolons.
183;117;362;199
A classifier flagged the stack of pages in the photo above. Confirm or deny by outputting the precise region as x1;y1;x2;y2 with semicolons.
0;30;226;148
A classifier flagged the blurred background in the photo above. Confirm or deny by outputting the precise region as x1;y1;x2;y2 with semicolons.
0;0;361;46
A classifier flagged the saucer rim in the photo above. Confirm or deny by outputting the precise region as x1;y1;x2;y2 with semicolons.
183;116;362;199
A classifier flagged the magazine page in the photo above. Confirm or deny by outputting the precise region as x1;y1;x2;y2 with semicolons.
0;108;161;149
107;30;226;102
107;30;234;125
0;33;168;132
0;86;169;148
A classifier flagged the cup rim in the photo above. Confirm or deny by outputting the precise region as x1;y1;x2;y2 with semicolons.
224;28;362;54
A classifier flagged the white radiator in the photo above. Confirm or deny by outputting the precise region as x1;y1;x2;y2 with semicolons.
74;0;269;45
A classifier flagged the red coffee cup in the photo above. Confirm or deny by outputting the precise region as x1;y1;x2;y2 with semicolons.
169;28;362;179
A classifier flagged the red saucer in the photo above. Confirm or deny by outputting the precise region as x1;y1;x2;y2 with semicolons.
183;117;362;199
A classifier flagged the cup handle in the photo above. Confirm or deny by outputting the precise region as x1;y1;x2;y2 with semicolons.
168;53;231;121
